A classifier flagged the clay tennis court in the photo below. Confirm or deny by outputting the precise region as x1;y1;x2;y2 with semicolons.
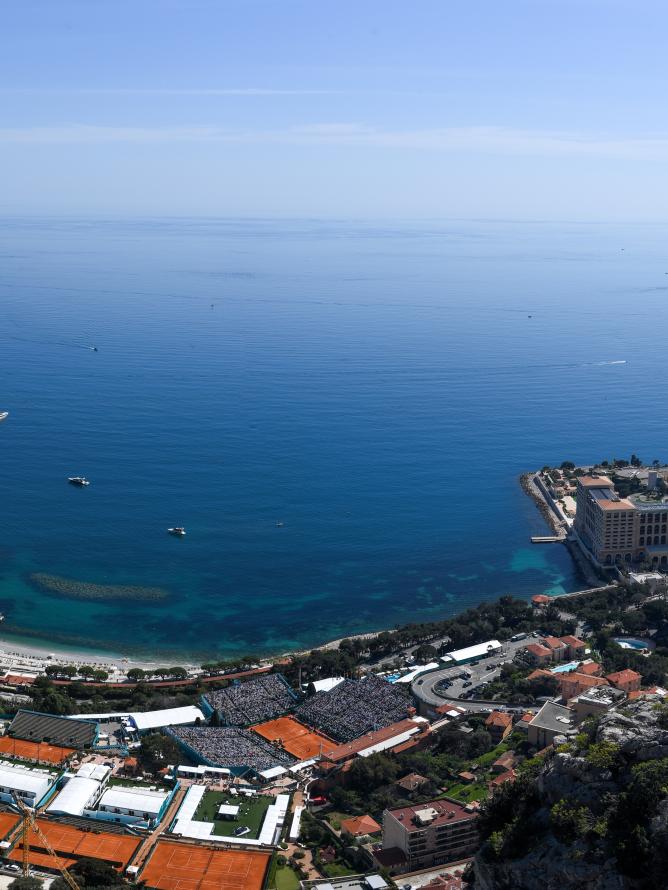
141;840;270;890
10;819;140;870
0;736;75;765
0;813;19;840
252;715;332;760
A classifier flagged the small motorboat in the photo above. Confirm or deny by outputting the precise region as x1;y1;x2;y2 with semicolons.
275;520;284;528
68;476;90;487
168;527;186;537
0;412;8;423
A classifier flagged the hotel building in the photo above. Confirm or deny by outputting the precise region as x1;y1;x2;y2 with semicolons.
573;475;668;568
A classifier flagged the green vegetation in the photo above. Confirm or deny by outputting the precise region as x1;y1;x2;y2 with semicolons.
24;673;219;719
139;732;182;772
51;858;130;889
285;595;576;686
273;865;300;890
8;878;44;890
192;790;271;838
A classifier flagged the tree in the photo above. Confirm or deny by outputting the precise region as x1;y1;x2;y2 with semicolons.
560;461;575;470
92;669;108;682
126;668;145;682
51;858;129;889
139;732;181;772
45;664;76;680
413;644;438;663
8;877;44;890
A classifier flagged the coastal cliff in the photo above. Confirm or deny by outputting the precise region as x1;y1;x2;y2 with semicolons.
472;699;668;889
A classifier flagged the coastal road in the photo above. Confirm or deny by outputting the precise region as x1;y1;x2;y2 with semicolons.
411;637;541;713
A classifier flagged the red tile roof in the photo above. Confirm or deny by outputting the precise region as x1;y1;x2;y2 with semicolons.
485;711;512;729
577;661;601;675
560;635;587;649
526;643;552;658
340;814;381;836
543;636;566;650
606;669;642;685
559;673;609;692
320;718;425;763
526;669;555;682
490;769;516;787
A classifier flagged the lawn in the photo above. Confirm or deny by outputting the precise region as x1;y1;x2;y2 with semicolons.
322;861;355;878
443;781;488;803
325;811;351;831
273;865;300;890
193;790;272;838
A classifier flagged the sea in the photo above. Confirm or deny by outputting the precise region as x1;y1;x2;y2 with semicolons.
0;216;666;661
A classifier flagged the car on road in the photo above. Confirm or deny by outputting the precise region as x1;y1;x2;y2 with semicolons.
462;681;472;688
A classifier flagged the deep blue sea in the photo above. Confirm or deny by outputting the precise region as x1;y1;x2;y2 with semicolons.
0;217;666;660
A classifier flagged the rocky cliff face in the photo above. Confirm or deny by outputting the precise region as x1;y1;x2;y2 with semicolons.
472;698;668;890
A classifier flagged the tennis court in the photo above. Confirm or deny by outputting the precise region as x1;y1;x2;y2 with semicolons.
10;819;140;869
0;736;75;765
0;813;19;839
141;840;270;890
252;715;331;760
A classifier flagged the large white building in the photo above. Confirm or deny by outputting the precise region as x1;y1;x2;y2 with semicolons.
46;763;110;818
441;640;502;665
0;762;56;808
47;762;171;828
94;786;171;827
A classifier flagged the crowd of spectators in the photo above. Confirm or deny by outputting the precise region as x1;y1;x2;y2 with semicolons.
168;726;296;773
295;674;411;742
204;674;297;727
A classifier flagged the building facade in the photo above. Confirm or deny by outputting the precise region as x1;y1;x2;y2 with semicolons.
574;475;668;567
382;800;479;871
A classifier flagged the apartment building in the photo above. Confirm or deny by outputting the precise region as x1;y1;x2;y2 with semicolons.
382;799;479;871
574;475;668;567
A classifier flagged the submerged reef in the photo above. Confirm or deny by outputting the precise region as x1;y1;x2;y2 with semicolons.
29;572;170;602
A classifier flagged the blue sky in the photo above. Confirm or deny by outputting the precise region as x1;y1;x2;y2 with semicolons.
2;0;668;218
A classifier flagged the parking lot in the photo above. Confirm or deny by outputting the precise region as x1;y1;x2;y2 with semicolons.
411;634;541;713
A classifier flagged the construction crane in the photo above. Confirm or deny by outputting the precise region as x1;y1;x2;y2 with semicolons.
11;794;81;890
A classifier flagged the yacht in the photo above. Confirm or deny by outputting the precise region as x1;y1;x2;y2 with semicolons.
168;527;186;536
0;412;8;423
68;477;90;487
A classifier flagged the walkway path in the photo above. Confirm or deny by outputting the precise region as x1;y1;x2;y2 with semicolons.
128;784;188;873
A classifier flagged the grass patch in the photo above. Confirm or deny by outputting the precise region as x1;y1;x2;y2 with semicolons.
322;862;355;878
325;811;351;831
273;865;300;890
444;781;488;803
193;790;272;839
474;741;510;769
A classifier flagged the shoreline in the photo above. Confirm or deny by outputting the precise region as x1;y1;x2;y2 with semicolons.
0;635;201;676
0;471;595;677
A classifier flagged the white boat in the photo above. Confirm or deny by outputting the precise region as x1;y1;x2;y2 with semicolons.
0;412;8;423
68;476;90;487
168;527;186;536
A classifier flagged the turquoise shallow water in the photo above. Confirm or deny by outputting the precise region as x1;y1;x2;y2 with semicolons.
0;217;666;659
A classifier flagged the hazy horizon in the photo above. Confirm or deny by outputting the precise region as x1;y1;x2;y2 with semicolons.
2;1;668;220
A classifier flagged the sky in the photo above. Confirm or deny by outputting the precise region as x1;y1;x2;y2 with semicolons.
2;0;668;219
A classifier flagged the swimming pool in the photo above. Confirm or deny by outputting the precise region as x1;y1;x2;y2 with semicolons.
613;637;650;651
550;660;581;674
